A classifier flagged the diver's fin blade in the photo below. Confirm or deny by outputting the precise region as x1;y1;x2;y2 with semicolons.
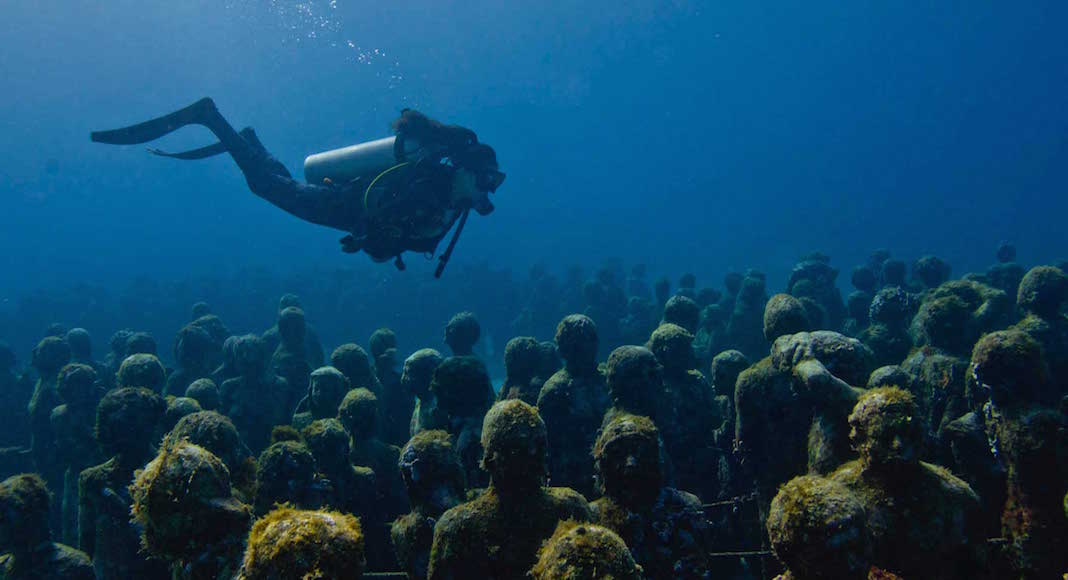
147;142;228;160
146;127;256;160
90;97;216;145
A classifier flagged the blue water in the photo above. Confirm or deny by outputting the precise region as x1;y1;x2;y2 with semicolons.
1;1;1066;363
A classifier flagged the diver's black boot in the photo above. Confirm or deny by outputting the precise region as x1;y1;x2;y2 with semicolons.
91;97;218;145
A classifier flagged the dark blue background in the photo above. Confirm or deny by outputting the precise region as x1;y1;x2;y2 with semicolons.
2;1;1065;359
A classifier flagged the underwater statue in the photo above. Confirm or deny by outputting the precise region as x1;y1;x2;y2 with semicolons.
537;314;608;499
427;355;495;488
443;311;481;356
647;322;725;502
0;474;94;580
529;521;643;580
1012;265;1068;392
131;441;253;580
237;506;366;579
829;387;983;579
219;334;288;453
78;387;169;580
428;400;591;580
338;388;408;521
971;330;1068;578
402;348;445;437
164;323;218;396
392;430;467;580
590;414;713;579
252;439;323;516
26;336;70;531
49;364;101;546
164;410;256;502
291;366;350;431
767;475;898;580
497;336;550;405
261;294;325;368
370;327;415;446
92;99;504;274
115;353;166;393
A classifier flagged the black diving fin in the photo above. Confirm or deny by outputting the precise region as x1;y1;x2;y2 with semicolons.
147;127;257;160
90;97;216;145
148;142;227;160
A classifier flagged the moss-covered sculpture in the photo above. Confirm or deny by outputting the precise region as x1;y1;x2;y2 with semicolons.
528;520;642;580
392;430;466;580
537;315;609;499
590;414;712;579
130;441;253;579
238;507;365;580
0;473;94;580
428;400;591;579
829;387;983;578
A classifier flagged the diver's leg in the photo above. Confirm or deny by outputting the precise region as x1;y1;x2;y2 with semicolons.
94;99;361;233
223;128;364;232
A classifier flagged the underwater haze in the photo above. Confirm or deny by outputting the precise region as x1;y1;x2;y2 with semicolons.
2;1;1067;353
3;2;1068;579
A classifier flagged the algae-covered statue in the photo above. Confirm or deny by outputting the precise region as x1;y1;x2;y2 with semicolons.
115;353;166;392
270;306;313;414
602;345;663;424
497;336;549;405
829;387;983;578
92;99;504;274
164;410;256;501
402;348;445;437
370;327;415;446
426;355;494;487
537;314;608;499
49;363;101;546
590;414;713;579
647;322;724;501
164;323;218;396
237;507;365;580
291;366;350;431
392;430;466;580
428;400;591;580
252;439;322;516
27;337;70;499
528;520;643;580
78;387;169;580
443;311;481;357
338;388;408;520
219;334;288;453
767;475;899;580
130;441;253;580
971;329;1068;578
0;473;94;580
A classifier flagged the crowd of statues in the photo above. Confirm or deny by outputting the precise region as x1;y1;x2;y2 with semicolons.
0;245;1064;579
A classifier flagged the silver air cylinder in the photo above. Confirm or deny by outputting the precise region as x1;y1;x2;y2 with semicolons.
303;136;420;186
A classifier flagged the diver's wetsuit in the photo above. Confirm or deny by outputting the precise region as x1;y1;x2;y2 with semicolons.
92;98;366;234
91;98;494;266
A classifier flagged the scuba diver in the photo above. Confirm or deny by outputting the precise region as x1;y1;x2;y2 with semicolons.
91;98;504;276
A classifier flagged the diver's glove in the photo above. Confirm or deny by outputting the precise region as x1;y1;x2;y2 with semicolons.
340;234;364;254
474;198;494;216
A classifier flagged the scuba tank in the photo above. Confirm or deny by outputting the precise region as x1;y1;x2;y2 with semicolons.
303;136;421;186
